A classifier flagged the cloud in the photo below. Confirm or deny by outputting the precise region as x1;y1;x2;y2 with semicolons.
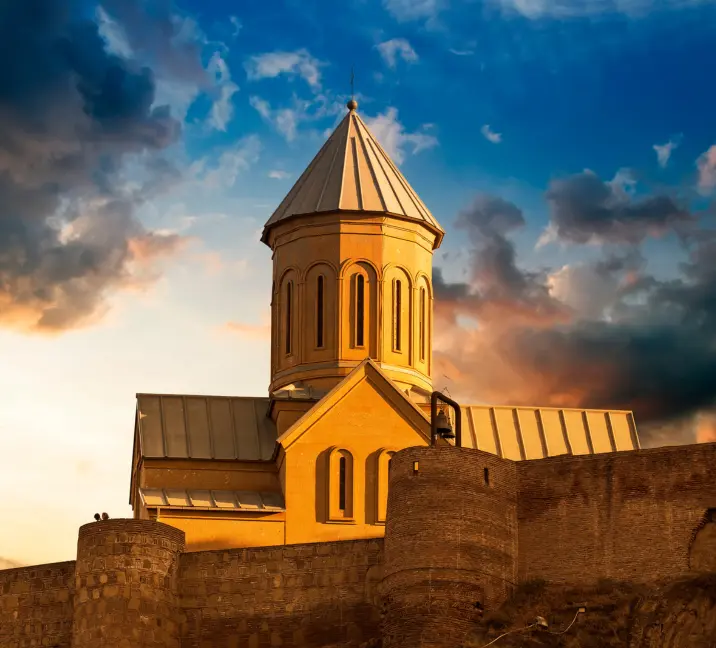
223;320;270;339
0;557;23;570
245;49;324;89
191;136;261;189
376;38;419;68
0;0;199;333
697;145;716;194
653;137;680;168
383;0;441;21
449;48;475;56
493;0;713;19
481;124;502;144
230;16;242;37
434;183;716;446
269;170;290;180
249;93;345;142
206;52;239;131
250;96;302;141
543;170;692;245
363;108;438;164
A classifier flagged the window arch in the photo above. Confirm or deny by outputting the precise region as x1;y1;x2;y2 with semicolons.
392;279;403;352
285;280;294;355
376;449;396;524
327;448;354;522
356;274;365;347
316;274;325;348
419;286;426;361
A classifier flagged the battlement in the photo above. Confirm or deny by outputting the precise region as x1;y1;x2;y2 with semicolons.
1;442;714;648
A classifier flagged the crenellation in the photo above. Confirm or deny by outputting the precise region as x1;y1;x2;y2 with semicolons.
1;443;715;647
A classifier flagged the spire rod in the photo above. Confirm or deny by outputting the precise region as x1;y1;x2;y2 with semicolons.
347;65;358;112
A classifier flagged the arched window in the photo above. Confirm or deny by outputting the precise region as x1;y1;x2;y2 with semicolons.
316;274;325;348
355;274;365;348
285;280;293;355
419;287;426;362
376;449;396;524
393;279;402;352
327;448;354;522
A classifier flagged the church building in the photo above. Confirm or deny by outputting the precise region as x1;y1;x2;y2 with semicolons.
129;100;641;552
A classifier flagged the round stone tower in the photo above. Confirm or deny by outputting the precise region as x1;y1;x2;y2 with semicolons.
72;519;185;648
261;101;444;400
381;446;519;648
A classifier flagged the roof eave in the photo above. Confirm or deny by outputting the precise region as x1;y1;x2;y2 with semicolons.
260;210;445;250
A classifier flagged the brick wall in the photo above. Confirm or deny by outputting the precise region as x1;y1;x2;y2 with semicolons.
178;538;384;648
72;519;185;648
382;447;518;648
517;442;716;585
0;561;75;648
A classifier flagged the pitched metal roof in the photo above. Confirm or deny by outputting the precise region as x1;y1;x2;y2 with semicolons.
458;405;640;460
261;103;444;246
136;394;277;461
139;488;285;512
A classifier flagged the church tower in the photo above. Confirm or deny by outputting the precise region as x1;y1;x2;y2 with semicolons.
261;100;444;401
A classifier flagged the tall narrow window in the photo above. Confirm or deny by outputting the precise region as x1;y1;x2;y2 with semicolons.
393;280;402;352
356;274;365;347
338;456;347;510
316;275;324;348
419;287;426;361
285;281;293;355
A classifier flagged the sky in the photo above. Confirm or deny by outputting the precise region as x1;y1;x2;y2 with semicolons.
1;0;716;567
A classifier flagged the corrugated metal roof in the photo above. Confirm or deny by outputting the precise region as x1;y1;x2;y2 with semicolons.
136;394;277;461
458;405;640;460
139;488;285;511
261;104;444;246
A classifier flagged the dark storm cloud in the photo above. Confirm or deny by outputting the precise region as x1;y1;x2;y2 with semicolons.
0;0;198;331
435;188;716;443
545;171;692;244
438;194;566;323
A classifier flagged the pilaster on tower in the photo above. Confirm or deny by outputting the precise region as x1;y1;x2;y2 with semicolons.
261;100;444;401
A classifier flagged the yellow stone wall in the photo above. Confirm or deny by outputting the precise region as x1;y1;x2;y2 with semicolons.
280;372;428;546
267;213;437;396
155;511;285;552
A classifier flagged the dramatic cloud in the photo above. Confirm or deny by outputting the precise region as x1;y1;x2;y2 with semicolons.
481;125;502;144
376;38;419;68
434;185;716;446
244;49;324;89
0;1;199;333
697;145;716;194
363;108;438;164
543;171;691;245
653;137;680;168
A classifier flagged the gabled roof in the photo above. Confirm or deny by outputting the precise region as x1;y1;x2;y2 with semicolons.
277;357;430;451
135;394;277;461
261;102;444;247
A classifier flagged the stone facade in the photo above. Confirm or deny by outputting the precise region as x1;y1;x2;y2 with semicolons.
1;442;715;648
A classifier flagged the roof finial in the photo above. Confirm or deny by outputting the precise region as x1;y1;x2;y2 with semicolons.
347;65;358;111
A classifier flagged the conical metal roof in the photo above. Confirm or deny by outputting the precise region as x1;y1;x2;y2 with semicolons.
261;102;444;247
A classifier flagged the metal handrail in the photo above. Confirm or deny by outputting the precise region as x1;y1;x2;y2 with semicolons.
430;391;462;447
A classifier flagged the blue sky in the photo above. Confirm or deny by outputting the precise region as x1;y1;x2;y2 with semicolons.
2;0;716;566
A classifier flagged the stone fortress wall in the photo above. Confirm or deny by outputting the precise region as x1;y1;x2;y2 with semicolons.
1;442;715;648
